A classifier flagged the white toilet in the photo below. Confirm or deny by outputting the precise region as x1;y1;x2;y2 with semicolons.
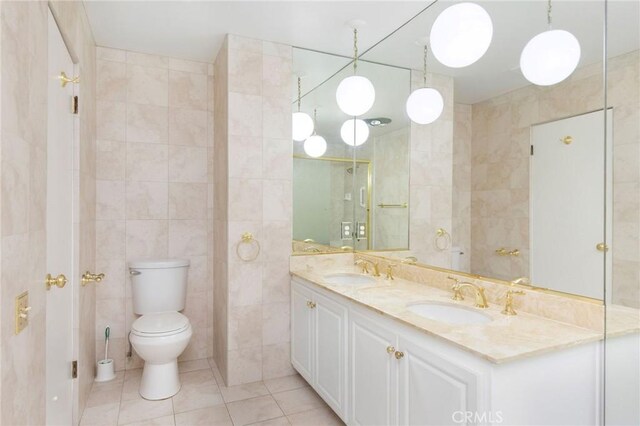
128;258;193;400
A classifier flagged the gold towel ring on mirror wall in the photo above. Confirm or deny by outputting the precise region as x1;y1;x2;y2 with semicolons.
434;228;451;251
237;232;260;262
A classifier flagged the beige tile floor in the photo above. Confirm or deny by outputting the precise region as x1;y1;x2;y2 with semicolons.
80;358;344;426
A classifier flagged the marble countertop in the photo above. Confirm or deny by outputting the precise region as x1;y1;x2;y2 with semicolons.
291;266;622;364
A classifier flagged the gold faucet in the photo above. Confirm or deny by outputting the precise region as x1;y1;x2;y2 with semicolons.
447;276;488;308
355;258;380;277
502;288;526;315
401;256;418;265
385;264;397;280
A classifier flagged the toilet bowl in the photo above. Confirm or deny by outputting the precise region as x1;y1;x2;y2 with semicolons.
129;311;193;400
128;258;191;400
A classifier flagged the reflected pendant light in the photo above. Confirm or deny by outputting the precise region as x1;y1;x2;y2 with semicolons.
406;45;444;125
341;118;370;146
430;2;493;68
520;0;581;86
336;27;376;116
304;109;327;158
292;77;314;141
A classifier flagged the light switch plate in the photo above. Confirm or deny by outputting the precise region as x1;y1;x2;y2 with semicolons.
15;291;29;335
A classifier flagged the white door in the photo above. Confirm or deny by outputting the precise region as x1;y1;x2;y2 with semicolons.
397;336;481;426
530;110;613;299
350;310;398;426
46;9;75;425
313;292;348;420
291;282;314;382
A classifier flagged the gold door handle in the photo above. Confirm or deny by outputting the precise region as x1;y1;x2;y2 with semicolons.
386;346;396;354
596;243;609;252
395;351;405;360
82;271;105;286
45;274;68;290
59;71;80;88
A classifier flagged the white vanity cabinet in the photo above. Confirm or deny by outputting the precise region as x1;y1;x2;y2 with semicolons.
291;277;600;426
291;280;349;421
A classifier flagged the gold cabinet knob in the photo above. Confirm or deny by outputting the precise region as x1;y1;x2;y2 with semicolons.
561;136;573;145
386;346;396;354
395;351;405;360
81;271;105;286
45;273;67;290
596;243;609;252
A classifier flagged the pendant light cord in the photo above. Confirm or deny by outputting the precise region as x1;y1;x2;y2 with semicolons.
353;28;359;74
547;0;553;28
297;77;302;111
312;108;318;136
423;45;428;87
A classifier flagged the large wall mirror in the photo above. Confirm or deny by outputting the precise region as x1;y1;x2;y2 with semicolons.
292;0;639;307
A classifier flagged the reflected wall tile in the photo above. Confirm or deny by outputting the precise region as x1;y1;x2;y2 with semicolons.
169;108;208;146
169;70;208;110
169;182;208;219
169;220;208;257
97;59;126;101
126;104;169;143
169;146;208;183
126;220;169;258
96;140;126;181
125;143;168;182
125;181;169;220
97;101;126;141
127;64;169;106
96;180;125;220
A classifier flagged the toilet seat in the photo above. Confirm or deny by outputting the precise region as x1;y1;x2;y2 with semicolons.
131;312;190;337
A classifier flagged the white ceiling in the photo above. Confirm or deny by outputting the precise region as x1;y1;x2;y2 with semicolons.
83;1;429;63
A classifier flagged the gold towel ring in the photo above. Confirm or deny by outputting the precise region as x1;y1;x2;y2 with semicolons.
237;232;260;262
434;228;451;251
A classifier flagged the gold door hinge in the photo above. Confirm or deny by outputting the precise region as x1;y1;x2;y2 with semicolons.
72;96;79;114
72;360;78;379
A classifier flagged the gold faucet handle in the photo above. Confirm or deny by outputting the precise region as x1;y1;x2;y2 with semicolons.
82;271;106;286
371;262;381;277
355;259;369;274
502;289;526;315
385;264;398;280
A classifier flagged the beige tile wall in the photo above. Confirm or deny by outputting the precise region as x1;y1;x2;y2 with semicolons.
409;71;455;268
468;51;639;308
1;0;97;423
94;47;215;370
453;104;472;273
212;35;295;386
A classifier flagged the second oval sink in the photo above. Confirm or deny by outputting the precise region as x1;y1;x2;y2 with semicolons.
324;273;376;286
406;302;492;325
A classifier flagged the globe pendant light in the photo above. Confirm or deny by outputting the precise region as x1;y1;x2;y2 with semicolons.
336;27;375;116
304;109;327;158
341;118;369;146
406;45;444;125
520;0;580;86
292;77;314;141
430;2;493;68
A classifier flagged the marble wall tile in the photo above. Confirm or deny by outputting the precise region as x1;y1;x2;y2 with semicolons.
262;303;290;346
169;108;208;146
97;46;126;62
126;220;169;258
228;136;263;179
96;180;126;220
169;70;208;110
126;51;168;68
228;306;263;350
169;146;208;183
263;138;292;180
169;57;209;74
229;49;262;96
96;140;126;181
126;104;169;143
263;180;292;221
169;220;208;257
125;181;169;220
127;64;169;106
97;101;126;141
169;183;208;219
96;220;126;260
97;59;126;102
228;93;262;137
125;143;169;182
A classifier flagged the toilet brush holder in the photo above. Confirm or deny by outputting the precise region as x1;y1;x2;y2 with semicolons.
95;359;116;382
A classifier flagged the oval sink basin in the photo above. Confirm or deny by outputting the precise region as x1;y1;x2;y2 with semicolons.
324;273;376;286
406;302;492;325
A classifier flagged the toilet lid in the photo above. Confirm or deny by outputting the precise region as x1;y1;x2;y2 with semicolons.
132;312;190;336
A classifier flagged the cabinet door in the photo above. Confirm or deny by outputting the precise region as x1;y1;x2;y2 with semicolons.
291;281;314;382
314;292;348;420
350;310;398;426
397;336;481;426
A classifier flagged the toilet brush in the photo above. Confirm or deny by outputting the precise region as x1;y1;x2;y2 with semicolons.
104;325;110;361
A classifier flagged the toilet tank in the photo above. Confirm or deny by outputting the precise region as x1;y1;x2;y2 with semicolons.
128;259;190;315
